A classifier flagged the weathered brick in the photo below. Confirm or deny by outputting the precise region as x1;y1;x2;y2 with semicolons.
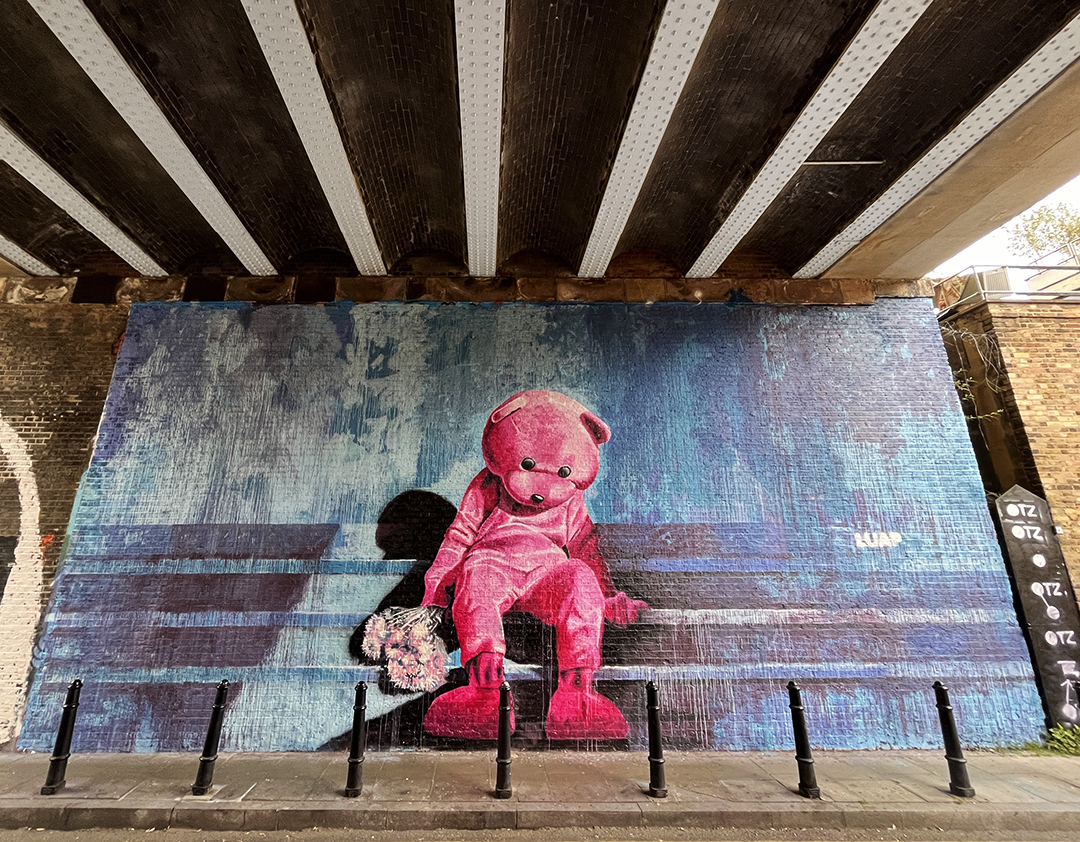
299;0;465;271
0;3;221;272
618;1;879;272
516;277;558;301
624;278;666;303
556;278;625;302
606;251;683;279
442;277;519;303
116;276;186;306
0;304;127;583
873;278;935;298
3;278;75;304
499;0;661;271
946;301;1080;583
664;278;733;302
0;303;128;746
225;276;296;304
336;277;406;303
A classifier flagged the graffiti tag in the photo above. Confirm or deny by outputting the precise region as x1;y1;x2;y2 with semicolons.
854;531;901;548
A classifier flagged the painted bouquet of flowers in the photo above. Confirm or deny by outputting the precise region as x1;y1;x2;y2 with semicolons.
361;606;448;692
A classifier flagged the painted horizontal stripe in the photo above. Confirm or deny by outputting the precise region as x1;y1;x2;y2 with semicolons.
45;610;373;627
66;523;997;567
66;523;339;560
43;605;1017;629
647;607;1010;625
40;630;1025;673
52;569;1017;615
67;522;791;559
28;659;1037;685
592;661;1037;682
609;556;1010;574
59;559;418;575
55;555;1011;576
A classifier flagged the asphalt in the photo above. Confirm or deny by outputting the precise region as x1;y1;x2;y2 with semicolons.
0;749;1078;834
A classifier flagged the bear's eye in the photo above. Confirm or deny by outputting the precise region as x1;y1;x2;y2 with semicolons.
520;458;536;471
558;466;572;478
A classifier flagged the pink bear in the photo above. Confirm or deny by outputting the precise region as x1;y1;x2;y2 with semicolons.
421;390;648;740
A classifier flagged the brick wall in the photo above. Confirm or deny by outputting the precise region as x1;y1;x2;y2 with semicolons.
961;302;1080;581
6;278;1043;754
943;305;1041;503
0;302;127;745
0;304;127;580
24;271;926;308
15;298;1042;753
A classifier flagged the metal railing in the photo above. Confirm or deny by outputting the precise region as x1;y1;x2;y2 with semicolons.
934;264;1080;317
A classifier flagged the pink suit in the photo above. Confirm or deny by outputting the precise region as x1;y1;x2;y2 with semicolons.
422;468;615;670
417;389;646;740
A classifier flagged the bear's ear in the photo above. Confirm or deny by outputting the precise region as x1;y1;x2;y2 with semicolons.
581;411;611;444
490;394;528;425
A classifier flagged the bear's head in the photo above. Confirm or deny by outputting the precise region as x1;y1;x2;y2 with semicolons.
482;390;611;511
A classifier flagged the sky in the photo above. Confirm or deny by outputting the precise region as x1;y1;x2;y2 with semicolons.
930;171;1080;278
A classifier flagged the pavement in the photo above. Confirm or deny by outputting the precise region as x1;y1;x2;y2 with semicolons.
0;749;1079;834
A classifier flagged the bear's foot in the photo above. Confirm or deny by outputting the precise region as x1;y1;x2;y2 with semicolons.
546;669;628;740
423;684;512;740
423;653;514;740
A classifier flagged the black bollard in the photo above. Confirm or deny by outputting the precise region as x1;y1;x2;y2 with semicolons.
191;679;230;796
646;680;668;798
933;681;975;797
344;682;368;797
787;681;820;799
41;679;83;795
494;681;512;799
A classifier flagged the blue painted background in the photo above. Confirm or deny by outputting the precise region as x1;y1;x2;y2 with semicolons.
19;300;1043;751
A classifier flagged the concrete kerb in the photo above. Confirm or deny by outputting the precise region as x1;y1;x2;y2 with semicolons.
61;802;174;831
0;803;70;831
169;801;249;831
515;803;643;830
1;800;1079;833
3;749;1080;832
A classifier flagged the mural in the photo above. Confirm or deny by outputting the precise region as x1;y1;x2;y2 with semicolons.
19;300;1044;752
0;412;45;745
398;389;648;740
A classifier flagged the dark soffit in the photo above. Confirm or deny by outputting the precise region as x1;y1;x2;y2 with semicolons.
743;0;1080;273
0;161;106;273
299;0;466;271
615;0;878;274
498;0;662;270
83;0;351;270
0;0;226;273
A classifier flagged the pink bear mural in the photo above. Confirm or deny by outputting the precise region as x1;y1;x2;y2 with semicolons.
421;390;649;740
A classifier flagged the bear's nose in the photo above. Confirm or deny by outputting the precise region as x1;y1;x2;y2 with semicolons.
531;493;545;505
